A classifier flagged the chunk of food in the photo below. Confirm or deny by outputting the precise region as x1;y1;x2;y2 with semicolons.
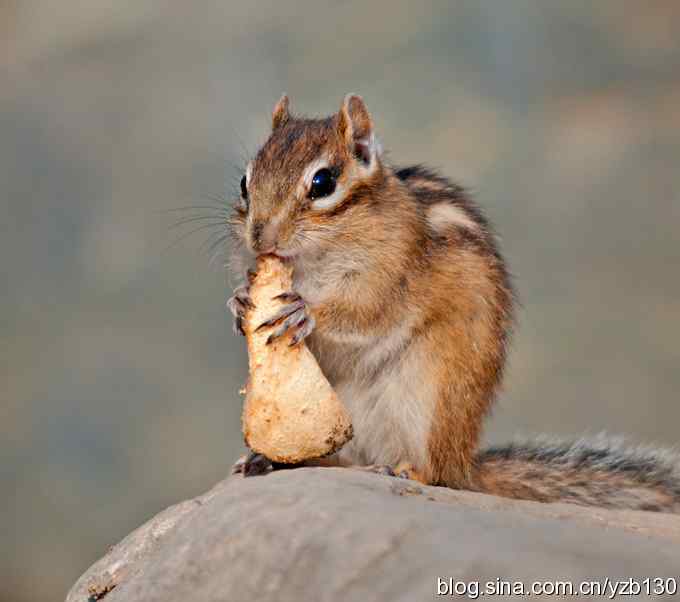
242;255;353;463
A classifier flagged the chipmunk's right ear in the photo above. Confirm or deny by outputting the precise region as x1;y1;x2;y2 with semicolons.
338;94;381;166
272;94;290;130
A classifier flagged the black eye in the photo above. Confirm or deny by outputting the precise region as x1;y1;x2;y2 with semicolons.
240;175;248;201
309;168;336;200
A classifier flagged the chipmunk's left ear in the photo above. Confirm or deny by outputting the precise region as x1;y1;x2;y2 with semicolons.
338;94;382;166
272;94;290;130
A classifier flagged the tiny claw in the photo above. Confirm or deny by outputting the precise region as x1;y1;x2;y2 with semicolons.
244;453;272;477
255;300;305;332
393;463;425;483
266;310;308;345
232;451;273;477
373;465;396;476
288;328;306;347
234;316;245;337
227;284;253;317
273;291;300;302
289;315;315;346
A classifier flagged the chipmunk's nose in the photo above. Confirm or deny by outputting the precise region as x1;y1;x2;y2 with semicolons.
250;219;278;254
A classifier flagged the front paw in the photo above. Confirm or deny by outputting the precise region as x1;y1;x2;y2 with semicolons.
255;291;315;346
226;282;253;336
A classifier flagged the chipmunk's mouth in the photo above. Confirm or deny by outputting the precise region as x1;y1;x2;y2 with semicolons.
256;251;295;262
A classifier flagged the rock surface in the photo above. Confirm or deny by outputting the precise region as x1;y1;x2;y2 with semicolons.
67;468;680;602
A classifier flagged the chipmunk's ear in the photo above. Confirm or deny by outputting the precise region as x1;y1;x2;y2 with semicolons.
338;94;381;166
272;94;290;130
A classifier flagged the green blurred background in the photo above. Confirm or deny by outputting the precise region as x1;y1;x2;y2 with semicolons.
2;2;680;600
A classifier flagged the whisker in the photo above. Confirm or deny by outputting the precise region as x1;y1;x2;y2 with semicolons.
163;222;227;254
199;226;229;255
206;233;231;268
162;205;230;215
225;158;244;172
200;193;232;205
169;215;228;230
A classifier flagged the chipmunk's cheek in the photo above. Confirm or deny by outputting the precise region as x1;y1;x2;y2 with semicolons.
293;229;325;256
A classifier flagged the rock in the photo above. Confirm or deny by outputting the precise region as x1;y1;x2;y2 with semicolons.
67;468;680;602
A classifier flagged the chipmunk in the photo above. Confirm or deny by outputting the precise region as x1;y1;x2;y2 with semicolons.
227;94;680;514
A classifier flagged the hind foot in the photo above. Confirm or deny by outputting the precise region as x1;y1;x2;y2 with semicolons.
355;463;426;483
232;451;273;477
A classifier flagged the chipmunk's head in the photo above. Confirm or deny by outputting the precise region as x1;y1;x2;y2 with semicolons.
231;94;385;259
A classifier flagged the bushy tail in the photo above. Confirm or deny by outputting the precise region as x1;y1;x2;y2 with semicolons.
469;435;680;514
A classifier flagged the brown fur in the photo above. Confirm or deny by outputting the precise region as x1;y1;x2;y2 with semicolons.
229;95;680;514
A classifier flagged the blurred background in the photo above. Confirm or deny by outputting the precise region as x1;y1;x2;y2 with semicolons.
2;1;680;600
